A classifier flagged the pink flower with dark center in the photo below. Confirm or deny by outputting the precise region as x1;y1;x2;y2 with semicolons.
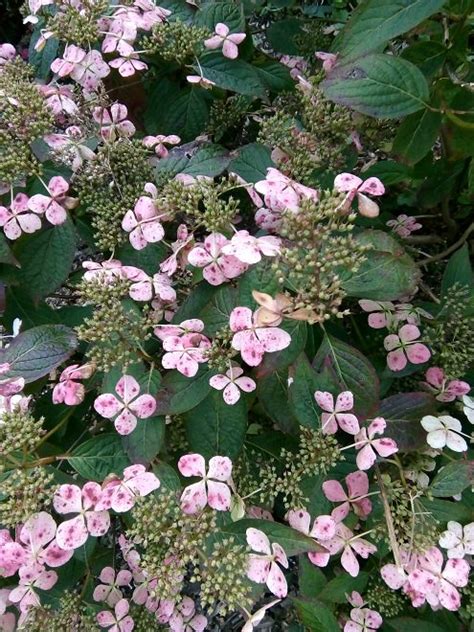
384;324;431;371
161;331;211;378
314;390;360;435
169;597;207;632
53;483;110;550
93;104;136;141
322;471;373;521
28;176;74;225
287;509;336;568
178;454;232;513
221;229;281;265
97;598;134;632
229;306;291;367
358;299;396;329
255;168;318;212
246;528;289;598
204;23;246;59
93;567;133;607
209;366;256;405
94;375;157;435
323;522;376;577
344;607;382;632
422;367;470;403
143;134;180;158
9;563;57;613
19;512;73;569
96;465;160;513
353;417;398;470
386;214;422;238
188;232;248;285
334;173;385;218
0;193;42;240
52;363;94;406
122;191;166;250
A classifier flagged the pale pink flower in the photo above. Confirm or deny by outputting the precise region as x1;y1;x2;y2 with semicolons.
102;17;138;55
109;51;147;77
255;168;318;212
280;55;309;80
255;206;282;233
178;454;233;513
93;567;133;607
169;597;207;632
314;390;360;435
246;528;288;598
315;51;338;73
0;193;42;240
51;45;86;77
0;530;27;577
94;375;157;435
422;367;470;403
96;465;160;513
334;173;385;218
19;512;72;569
28;176;73;225
241;600;280;632
160;224;193;276
52;363;94;406
354;417;398;470
287;509;335;568
204;22;246;59
322;471;372;522
439;521;474;559
221;229;281;265
185;74;215;89
93;104;136;141
188;232;248;285
82;259;139;284
344;607;382;632
9;563;57;613
387;214;422;238
384;324;431;371
44;125;95;171
129;271;176;303
161;330;210;378
421;415;468;452
323;523;376;577
143;134;180;158
0;612;15;632
229;306;291;366
0;43;16;68
97;598;134;632
39;84;78;116
122;192;166;250
394;303;433;326
209;366;256;405
358;299;396;329
53;482;110;550
154;318;205;342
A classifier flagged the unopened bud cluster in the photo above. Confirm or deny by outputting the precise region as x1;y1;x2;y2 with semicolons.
206;327;235;372
365;582;406;618
143;21;209;64
0;466;54;527
0;409;45;455
44;0;108;46
208;95;250;142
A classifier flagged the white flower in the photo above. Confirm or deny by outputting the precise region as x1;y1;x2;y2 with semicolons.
462;395;474;423
439;521;474;559
420;415;468;452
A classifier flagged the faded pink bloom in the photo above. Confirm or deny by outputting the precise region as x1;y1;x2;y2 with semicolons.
322;471;372;522
53;483;110;550
72;49;110;90
94;375;157;435
178;454;232;513
287;509;336;568
246;528;288;598
52;363;94;406
160;224;193;276
93;567;133;607
109;51;147;77
255;168;318;213
51;45;86;77
204;22;246;59
82;259;139;284
101;17;138;55
315;51;338;73
143;134;180;158
280;55;309;80
44;125;95;171
188;232;247;285
422;367;470;403
129;271;176;303
9;563;57;613
439;521;474;559
0;193;42;240
387;214;422;238
97;598;134;632
161;329;210;378
358;299;396;329
221;229;280;265
314;390;360;435
28;176;74;225
344;607;382;632
122;189;166;250
421;415;468;452
19;512;72;569
169;597;207;632
154;318;205;342
229;306;291;367
323;523;376;577
384;324;431;371
394;303;433;326
93;104;136;141
334;173;385;218
39;84;78;116
0;530;27;577
354;417;398;470
185;74;215;89
96;465;160;513
209;366;256;405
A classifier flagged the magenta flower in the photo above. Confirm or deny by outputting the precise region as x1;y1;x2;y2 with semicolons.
52;363;94;406
334;173;385;218
358;299;396;329
93;567;133;607
322;471;372;522
209;366;256;405
314;390;360;435
28;176;73;225
344;607;382;632
188;232;248;285
246;528;288;598
386;214;422;238
97;598;134;632
122;193;165;250
178;453;233;513
255;167;317;212
9;564;57;614
229;306;291;367
19;512;72;569
143;134;180;158
96;464;160;513
422;367;470;403
204;22;246;59
287;509;336;568
93;104;136;141
323;522;376;577
221;229;281;265
53;482;110;550
94;375;157;435
169;597;207;632
0;193;42;240
354;417;398;470
384;324;431;371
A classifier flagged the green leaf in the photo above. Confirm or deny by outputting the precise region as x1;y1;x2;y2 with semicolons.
115;241;167;276
155;366;213;415
318;572;369;603
182;144;231;177
257;369;299;433
313;334;379;418
200;285;238;336
0;324;77;383
322;54;429;118
0;234;18;266
256;320;307;378
363;160;412;185
421;497;474;523
195;1;245;32
288;354;321;429
196;53;265;97
393;109;442;165
238;260;279;308
379;392;436;451
335;0;447;62
222;519;322;556
4;288;59;329
266;18;305;55
184;390;248;459
16;220;77;300
299;557;327;598
430;460;474;497
68;434;131;481
122;417;165;466
441;244;473;295
228;143;274;183
386;618;446;632
29;30;59;80
401;41;447;78
254;60;294;93
293;599;340;632
342;230;420;301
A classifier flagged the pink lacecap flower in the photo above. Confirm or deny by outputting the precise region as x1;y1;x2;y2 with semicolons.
209;366;256;405
154;318;205;342
188;232;248;285
101;17;138;55
93;567;133;607
96;464;160;513
169;596;207;632
109;49;148;78
344;607;382;632
82;259;140;284
9;563;57;614
246;528;289;598
44;126;95;171
439;521;474;559
221;229;281;265
204;22;246;60
287;509;336;568
255;168;318;213
384;324;431;371
122;187;166;251
0;43;16;68
387;214;422;238
143;134;180;158
354;417;398;471
322;471;372;522
18;512;72;569
323;522;376;577
358;299;396;329
93;104;136;141
51;44;86;77
94;375;157;435
160;224;193;276
334;173;385;218
422;367;470;403
0;193;42;240
39;84;78;117
229;306;291;367
314;390;360;435
129;271;176;303
178;454;233;513
28;176;74;225
97;598;134;632
161;327;210;378
53;482;110;550
315;51;338;73
52;363;94;406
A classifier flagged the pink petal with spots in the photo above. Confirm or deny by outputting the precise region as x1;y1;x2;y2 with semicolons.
99;566;116;584
335;391;353;412
56;515;88;550
86;511;110;537
387;348;407;371
346;471;369;498
311;516;336;541
18;213;42;234
287;509;311;534
114;409;137;435
381;564;406;589
46;202;67;225
322;480;346;502
222;39;239;59
209;374;230;390
42;540;73;567
314;391;334;412
208;456;232;481
94;394;123;418
177;353;199;378
256;327;291;352
267;561;288;598
308;550;330;567
442;558;470;587
120;616;135;632
351;538;376;558
358;177;384;196
97;611;116;626
27;194;50;214
383;333;401;352
272;543;288;568
246;528;271;554
247;556;270;583
321;412;338;435
53;484;82;515
129;471;160;497
357;194;380;218
356;445;377;471
21;511;56;548
207;480;231;511
129;394;156;419
406;342;430;365
178;453;206;478
334;173;362;192
116;375;140;403
110;486;135;513
229;306;253;332
399;324;420;342
373;437;398;457
341;546;360;577
141;220;164;243
368;312;387;329
337;413;360;435
235;376;256;393
240;340;265;367
180;480;207;514
439;580;461;611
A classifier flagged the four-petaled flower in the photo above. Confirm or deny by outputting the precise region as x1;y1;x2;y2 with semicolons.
209;366;256;405
94;375;157;435
93;104;136;141
221;229;281;265
93;567;133;607
287;509;335;567
19;511;72;569
422;367;470;403
334;173;385;218
386;214;422;238
143;134;180;158
439;521;474;559
358;299;396;330
52;363;94;406
354;417;398;470
161;330;211;378
322;471;372;521
169;596;207;632
96;465;160;513
323;523;376;577
255;168;317;212
188;232;247;285
28;176;74;225
0;193;42;240
178;454;233;513
314;390;360;435
9;563;57;613
344;607;382;632
122;189;166;250
97;598;134;632
384;324;431;371
246;528;289;598
421;415;468;453
204;22;246;59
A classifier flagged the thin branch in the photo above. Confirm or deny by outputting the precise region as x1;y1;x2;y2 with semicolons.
417;222;474;267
